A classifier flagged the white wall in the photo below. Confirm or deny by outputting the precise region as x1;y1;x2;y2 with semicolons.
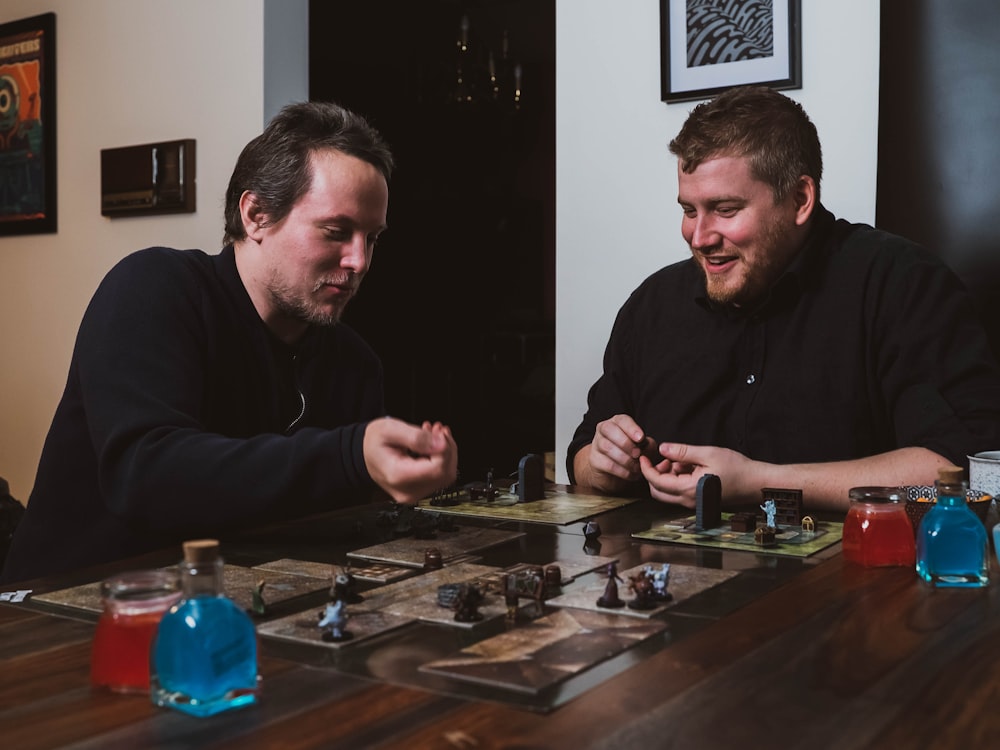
554;0;881;482
0;0;307;499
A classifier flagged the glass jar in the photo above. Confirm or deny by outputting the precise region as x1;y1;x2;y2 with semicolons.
842;487;915;567
90;569;182;693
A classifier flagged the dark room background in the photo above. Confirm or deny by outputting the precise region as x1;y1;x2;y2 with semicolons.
877;0;1000;358
309;0;556;483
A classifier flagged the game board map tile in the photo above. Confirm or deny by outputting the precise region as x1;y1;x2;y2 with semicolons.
257;606;414;649
419;607;667;694
545;563;740;619
417;488;640;526
32;564;329;615
346;526;525;568
253;558;420;584
632;513;844;558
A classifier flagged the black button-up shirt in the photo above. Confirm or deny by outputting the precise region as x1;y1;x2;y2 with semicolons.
568;206;1000;482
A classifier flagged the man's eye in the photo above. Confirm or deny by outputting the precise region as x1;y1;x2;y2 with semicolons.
716;206;739;217
324;228;349;240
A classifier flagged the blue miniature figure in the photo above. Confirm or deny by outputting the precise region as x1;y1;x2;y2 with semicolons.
760;499;777;528
318;599;352;642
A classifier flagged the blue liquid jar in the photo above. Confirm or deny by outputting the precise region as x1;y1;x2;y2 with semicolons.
151;539;260;716
915;466;989;587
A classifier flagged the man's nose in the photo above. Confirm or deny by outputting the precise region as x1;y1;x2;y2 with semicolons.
688;214;719;249
341;235;370;274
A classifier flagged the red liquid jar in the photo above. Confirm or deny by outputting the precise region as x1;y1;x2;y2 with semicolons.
90;570;182;693
842;487;916;567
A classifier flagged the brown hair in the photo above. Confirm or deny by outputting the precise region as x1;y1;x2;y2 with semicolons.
223;101;394;245
669;86;822;202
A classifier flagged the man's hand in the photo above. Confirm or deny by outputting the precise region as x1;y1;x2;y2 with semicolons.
574;414;658;494
639;443;762;508
363;417;458;505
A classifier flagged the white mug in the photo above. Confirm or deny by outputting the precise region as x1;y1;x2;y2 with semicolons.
968;451;1000;498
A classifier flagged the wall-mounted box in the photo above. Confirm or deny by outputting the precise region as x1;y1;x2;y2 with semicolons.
101;139;195;217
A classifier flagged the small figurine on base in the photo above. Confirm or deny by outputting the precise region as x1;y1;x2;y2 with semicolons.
452;583;485;623
318;599;352;642
331;566;364;604
760;499;778;529
596;562;625;609
627;570;657;611
645;563;673;603
250;579;267;617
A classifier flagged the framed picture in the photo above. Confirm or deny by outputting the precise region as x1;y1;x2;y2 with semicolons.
660;0;800;104
0;12;56;235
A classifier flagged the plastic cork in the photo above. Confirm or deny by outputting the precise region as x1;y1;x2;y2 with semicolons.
182;539;220;565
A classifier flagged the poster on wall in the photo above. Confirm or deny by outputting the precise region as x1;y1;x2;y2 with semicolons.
660;0;800;103
0;12;56;235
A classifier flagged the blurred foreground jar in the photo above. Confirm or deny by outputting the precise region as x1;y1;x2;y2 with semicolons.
842;487;915;567
150;540;259;716
90;569;181;693
916;466;989;587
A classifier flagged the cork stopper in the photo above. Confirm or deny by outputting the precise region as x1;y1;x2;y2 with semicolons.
182;539;220;565
937;466;965;485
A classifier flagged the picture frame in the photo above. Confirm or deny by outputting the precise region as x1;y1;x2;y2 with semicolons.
0;12;56;235
660;0;800;104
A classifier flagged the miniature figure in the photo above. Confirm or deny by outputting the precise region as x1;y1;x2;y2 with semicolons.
330;566;364;604
452;583;485;622
424;547;443;570
251;579;267;616
627;570;657;610
645;563;673;602
596;562;625;609
761;488;805;525
467;469;500;502
318;599;352;642
760;499;777;529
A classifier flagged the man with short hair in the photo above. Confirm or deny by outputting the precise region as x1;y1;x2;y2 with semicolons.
2;102;457;582
569;86;1000;511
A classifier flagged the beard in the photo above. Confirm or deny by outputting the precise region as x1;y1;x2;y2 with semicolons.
268;275;359;328
701;216;799;307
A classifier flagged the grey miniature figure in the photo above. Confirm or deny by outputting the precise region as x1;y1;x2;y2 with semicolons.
760;499;777;528
645;563;673;602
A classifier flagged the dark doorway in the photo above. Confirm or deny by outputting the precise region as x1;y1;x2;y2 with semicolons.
877;0;1000;358
309;0;556;482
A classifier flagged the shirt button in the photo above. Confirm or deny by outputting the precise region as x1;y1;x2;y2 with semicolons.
745;374;756;385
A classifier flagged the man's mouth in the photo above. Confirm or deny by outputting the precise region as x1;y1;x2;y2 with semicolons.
702;255;738;273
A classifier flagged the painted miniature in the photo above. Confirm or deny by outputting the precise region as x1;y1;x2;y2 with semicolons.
331;567;364;604
760;499;777;529
452;583;485;623
318;599;352;642
250;579;267;616
645;563;673;602
596;562;625;609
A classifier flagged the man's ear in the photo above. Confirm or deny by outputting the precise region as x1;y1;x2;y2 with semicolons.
792;175;817;227
239;191;268;242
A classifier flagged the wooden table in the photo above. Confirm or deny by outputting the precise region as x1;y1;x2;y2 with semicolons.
3;499;1000;749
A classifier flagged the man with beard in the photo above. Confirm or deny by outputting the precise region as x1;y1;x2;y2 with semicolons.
568;86;1000;512
2;102;458;582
